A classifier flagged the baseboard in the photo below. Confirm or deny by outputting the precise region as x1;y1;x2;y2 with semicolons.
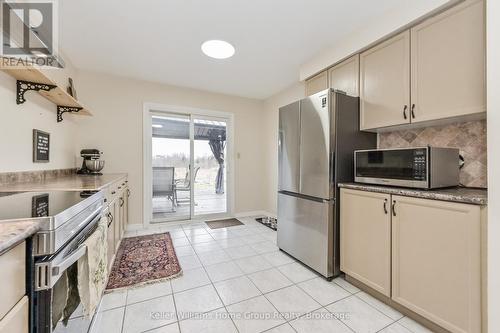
234;210;274;218
126;223;144;231
128;210;276;231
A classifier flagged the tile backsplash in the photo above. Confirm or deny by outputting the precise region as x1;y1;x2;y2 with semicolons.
378;120;487;188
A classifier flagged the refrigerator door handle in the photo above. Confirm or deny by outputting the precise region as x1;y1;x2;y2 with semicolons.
330;151;335;183
277;190;333;204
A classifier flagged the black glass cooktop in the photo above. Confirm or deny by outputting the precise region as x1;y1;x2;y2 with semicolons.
0;191;99;222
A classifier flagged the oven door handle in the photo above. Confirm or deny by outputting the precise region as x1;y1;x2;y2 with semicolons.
51;244;87;282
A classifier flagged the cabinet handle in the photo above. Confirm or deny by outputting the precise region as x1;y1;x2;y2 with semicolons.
383;199;388;214
111;191;116;195
127;189;131;197
107;212;113;225
411;104;416;119
392;200;397;217
120;197;124;207
118;186;121;190
403;105;408;120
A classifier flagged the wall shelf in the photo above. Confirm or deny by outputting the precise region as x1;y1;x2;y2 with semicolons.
0;58;92;122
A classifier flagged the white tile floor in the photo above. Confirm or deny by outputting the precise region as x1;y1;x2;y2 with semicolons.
89;217;435;333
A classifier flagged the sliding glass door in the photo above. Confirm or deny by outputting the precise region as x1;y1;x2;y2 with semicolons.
193;117;227;216
151;113;191;222
149;111;229;223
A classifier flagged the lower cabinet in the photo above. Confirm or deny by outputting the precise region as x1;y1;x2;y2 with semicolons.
340;189;391;296
0;296;29;333
104;177;130;270
391;195;481;333
104;207;114;271
340;189;483;333
0;242;28;333
0;242;26;320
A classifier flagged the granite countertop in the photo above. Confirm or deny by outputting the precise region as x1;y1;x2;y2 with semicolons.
0;173;127;192
0;220;41;254
338;183;487;205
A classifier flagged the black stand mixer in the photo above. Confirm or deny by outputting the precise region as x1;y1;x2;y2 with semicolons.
77;149;105;175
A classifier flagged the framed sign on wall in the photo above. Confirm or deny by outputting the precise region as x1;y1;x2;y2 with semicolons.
33;129;50;163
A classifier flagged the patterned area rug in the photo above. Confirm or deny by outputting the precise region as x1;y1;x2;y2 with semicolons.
106;232;182;290
205;218;244;229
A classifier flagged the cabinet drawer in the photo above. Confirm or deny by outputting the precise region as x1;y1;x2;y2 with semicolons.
0;296;28;333
0;242;26;320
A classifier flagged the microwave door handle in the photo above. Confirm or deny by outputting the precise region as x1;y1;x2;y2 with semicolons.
51;245;87;285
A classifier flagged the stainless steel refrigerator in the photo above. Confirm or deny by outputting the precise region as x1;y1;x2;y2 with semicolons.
277;89;376;278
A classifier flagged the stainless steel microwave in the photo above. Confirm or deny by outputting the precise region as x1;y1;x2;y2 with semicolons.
354;147;460;189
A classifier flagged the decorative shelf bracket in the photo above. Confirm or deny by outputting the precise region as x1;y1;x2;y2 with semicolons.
16;80;56;104
57;105;83;122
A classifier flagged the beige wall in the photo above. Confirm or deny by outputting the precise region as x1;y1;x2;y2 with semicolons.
0;57;80;173
262;81;305;214
486;0;499;331
74;70;267;226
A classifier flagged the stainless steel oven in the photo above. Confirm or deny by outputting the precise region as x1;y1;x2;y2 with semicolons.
31;192;103;333
0;190;105;333
354;147;460;189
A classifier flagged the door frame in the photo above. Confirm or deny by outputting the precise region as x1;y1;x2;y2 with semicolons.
143;103;235;228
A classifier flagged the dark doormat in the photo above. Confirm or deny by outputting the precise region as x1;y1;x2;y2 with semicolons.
255;217;277;231
205;218;244;229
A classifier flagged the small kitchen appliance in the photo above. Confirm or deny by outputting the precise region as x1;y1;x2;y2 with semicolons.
354;147;460;189
77;149;105;175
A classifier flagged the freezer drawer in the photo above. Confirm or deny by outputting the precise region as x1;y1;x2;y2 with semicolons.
277;192;334;277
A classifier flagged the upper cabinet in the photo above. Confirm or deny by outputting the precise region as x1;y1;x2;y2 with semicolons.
328;55;359;97
410;0;485;123
359;0;485;131
305;70;328;96
360;31;410;130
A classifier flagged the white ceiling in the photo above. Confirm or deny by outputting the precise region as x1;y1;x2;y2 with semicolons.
60;0;416;99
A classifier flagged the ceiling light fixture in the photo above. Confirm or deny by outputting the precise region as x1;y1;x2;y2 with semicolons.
201;40;235;59
152;124;163;128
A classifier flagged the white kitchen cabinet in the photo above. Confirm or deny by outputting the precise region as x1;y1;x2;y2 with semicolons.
360;31;411;130
391;195;481;333
0;296;29;333
328;54;359;97
340;189;391;296
0;242;25;321
305;70;328;96
111;198;120;252
103;177;129;270
123;185;130;235
104;206;114;270
410;0;485;123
